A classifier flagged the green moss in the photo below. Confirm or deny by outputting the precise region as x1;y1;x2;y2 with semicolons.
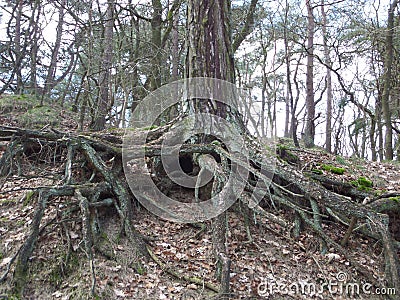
0;198;17;206
335;155;347;165
357;176;373;187
16;219;25;226
321;164;345;175
132;261;146;275
49;267;63;287
349;180;358;186
22;190;35;207
350;176;373;192
142;125;158;130
389;196;400;203
68;252;80;268
276;144;299;165
0;94;40;114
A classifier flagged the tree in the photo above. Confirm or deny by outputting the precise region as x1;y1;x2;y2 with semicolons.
304;0;315;148
2;1;400;297
42;0;65;99
321;0;333;153
382;0;399;160
90;0;115;131
186;0;235;294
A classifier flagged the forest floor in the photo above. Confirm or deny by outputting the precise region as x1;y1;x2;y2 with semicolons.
0;106;400;299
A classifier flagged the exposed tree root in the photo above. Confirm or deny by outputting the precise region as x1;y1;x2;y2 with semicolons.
0;124;399;298
146;246;219;294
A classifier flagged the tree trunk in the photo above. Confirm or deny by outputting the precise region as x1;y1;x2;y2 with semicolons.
29;0;40;96
90;0;114;131
42;0;65;99
186;0;235;295
14;0;24;94
321;0;333;153
171;13;179;81
381;0;399;160
304;0;315;148
150;0;163;91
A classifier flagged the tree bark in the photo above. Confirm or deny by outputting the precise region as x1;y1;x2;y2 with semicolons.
381;0;399;160
304;0;315;148
42;0;66;99
14;0;24;94
186;0;235;295
90;0;114;131
321;0;333;153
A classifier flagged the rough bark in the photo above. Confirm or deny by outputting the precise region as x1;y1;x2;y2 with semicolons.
90;0;114;131
321;0;333;153
304;0;315;148
381;0;399;160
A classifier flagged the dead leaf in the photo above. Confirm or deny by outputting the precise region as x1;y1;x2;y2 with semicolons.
114;289;125;297
0;257;12;267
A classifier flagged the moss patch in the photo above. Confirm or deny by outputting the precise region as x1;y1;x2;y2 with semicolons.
350;176;373;191
22;191;35;207
389;196;400;203
321;164;345;175
276;145;299;165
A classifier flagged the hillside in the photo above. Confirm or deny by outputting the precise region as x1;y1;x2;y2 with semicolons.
0;110;399;299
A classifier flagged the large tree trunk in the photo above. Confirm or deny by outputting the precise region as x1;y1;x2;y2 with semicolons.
186;0;235;83
186;0;235;296
150;0;163;91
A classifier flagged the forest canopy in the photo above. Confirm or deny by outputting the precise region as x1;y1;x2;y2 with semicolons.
0;0;399;159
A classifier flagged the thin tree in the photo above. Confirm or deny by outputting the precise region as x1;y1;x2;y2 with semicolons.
304;0;315;148
381;0;399;160
321;0;333;153
90;0;114;131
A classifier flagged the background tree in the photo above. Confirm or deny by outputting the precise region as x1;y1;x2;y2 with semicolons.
304;0;315;148
90;0;115;131
382;0;399;160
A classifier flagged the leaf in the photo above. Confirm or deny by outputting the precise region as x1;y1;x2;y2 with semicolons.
114;289;125;297
52;291;63;298
0;257;12;267
325;253;340;263
69;231;79;239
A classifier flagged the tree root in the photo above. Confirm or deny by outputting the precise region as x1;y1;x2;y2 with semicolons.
0;124;399;296
147;246;219;293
